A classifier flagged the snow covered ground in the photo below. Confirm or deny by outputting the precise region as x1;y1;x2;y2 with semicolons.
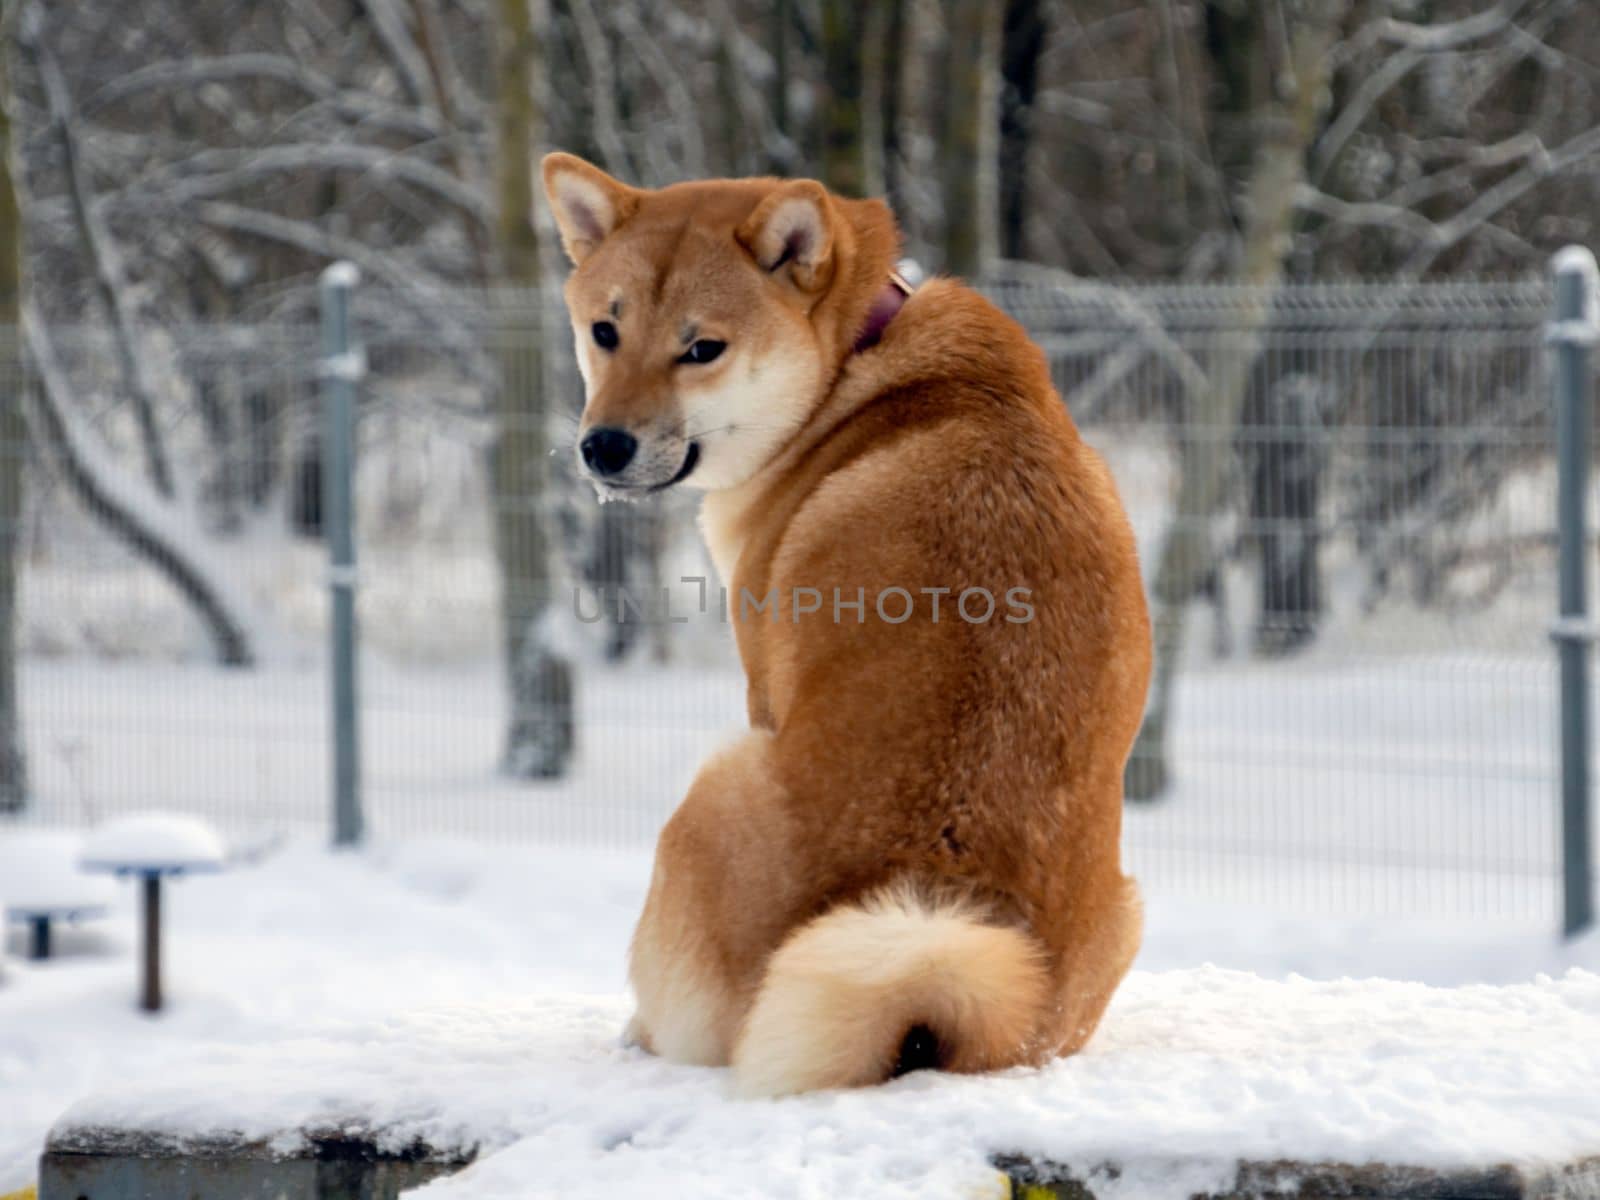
2;832;1597;1198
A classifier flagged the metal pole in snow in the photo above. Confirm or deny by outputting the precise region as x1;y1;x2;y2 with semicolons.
1551;246;1596;939
320;263;364;848
140;872;161;1012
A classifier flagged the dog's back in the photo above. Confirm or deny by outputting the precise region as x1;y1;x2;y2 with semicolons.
711;281;1150;1093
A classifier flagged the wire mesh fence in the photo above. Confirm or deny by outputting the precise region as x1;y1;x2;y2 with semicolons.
1;272;1589;921
997;274;1567;917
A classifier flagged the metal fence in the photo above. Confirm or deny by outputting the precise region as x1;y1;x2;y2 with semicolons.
2;265;1594;924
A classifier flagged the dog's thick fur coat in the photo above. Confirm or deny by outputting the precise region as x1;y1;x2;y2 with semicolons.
543;154;1152;1097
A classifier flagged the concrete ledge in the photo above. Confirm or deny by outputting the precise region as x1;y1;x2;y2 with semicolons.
40;1126;472;1200
996;1156;1600;1200
32;982;1600;1196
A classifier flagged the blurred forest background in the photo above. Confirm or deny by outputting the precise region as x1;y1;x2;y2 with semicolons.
13;1;1600;296
2;0;1598;811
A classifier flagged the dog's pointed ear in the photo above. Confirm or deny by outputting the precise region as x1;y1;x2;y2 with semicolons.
737;180;836;293
542;152;640;265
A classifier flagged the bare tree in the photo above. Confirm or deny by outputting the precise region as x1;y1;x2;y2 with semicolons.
10;2;260;669
889;0;946;265
818;0;868;195
940;0;1001;276
766;0;798;174
493;0;571;778
1127;0;1349;800
27;20;174;499
991;1;1600;799
0;0;24;811
998;0;1047;259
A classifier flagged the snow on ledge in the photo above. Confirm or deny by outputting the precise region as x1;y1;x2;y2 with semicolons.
80;813;226;874
49;967;1600;1199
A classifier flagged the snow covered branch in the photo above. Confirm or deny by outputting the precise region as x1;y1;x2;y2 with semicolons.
81;53;446;140
189;201;491;383
364;0;444;113
1400;123;1600;278
1338;0;1532;59
132;143;493;227
22;306;261;667
22;6;176;500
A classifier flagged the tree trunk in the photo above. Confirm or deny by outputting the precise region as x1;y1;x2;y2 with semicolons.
1248;369;1327;656
546;0;660;665
712;15;742;176
1126;2;1348;801
1152;0;1202;244
0;0;24;812
494;0;573;779
878;0;905;205
859;0;891;200
891;0;943;264
185;266;248;535
767;0;796;174
818;0;866;196
939;0;1001;277
998;0;1045;260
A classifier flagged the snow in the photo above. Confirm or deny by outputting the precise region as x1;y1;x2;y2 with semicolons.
320;260;361;291
2;836;1597;1198
79;813;225;873
1551;244;1599;298
47;970;1600;1200
0;831;113;915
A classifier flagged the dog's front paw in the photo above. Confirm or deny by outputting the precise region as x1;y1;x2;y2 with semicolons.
622;1013;655;1053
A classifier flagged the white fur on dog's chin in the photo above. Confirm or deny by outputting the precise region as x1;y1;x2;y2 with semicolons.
676;352;820;493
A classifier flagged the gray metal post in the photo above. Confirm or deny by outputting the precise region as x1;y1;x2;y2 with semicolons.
1551;247;1596;939
140;872;161;1012
320;263;364;847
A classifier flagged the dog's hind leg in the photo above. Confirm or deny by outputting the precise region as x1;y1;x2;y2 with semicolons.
627;730;803;1066
1050;871;1143;1057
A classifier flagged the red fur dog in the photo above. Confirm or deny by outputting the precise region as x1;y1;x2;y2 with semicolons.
543;152;1151;1097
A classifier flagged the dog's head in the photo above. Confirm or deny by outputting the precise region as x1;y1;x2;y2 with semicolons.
541;153;898;496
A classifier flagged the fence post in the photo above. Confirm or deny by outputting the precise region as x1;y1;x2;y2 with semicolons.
1551;246;1597;939
320;263;364;848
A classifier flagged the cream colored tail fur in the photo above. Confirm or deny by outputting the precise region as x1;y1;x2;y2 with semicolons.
731;884;1051;1098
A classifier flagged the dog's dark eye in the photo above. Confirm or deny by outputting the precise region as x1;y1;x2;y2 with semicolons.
592;321;619;351
679;339;725;365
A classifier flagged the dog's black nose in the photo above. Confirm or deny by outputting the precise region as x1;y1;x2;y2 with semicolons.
580;427;638;477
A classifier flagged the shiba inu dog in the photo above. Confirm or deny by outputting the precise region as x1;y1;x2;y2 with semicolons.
542;152;1151;1097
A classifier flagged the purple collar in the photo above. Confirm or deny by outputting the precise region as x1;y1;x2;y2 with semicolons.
853;270;914;353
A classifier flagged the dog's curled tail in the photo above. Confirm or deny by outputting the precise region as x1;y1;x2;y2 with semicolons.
731;883;1051;1098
